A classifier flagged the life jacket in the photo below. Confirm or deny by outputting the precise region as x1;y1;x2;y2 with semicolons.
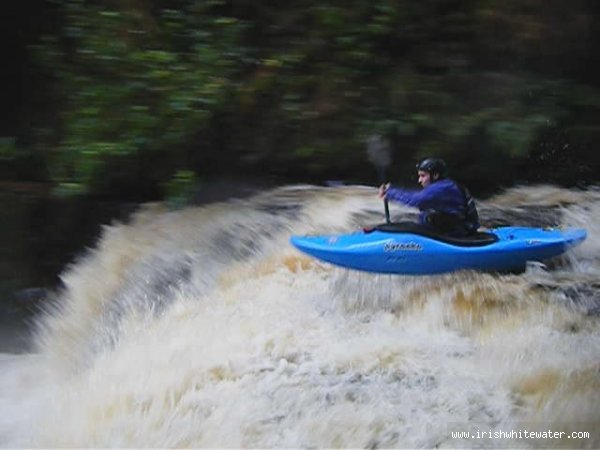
424;183;479;236
459;184;480;234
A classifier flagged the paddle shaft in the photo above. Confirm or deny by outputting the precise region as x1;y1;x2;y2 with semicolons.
384;197;390;224
365;135;392;224
379;171;391;224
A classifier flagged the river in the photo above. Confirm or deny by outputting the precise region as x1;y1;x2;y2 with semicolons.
0;184;598;448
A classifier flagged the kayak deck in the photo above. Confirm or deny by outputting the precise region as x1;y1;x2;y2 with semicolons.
368;222;499;247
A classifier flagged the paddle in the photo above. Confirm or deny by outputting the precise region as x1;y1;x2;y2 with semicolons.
383;192;391;224
366;135;392;224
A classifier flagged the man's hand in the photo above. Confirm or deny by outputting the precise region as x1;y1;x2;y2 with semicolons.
378;183;390;199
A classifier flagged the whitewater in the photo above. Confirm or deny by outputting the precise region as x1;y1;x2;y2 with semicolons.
0;184;599;448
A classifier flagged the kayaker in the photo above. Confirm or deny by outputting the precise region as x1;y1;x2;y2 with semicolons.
378;157;480;236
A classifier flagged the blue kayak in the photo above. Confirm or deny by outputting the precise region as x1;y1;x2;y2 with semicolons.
290;223;587;275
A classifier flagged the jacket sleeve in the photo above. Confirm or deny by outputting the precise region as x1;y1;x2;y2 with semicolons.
385;184;440;208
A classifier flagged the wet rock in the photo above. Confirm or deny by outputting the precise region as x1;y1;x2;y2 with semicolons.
12;287;48;309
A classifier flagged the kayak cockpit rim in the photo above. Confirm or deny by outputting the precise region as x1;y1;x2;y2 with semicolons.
365;222;499;247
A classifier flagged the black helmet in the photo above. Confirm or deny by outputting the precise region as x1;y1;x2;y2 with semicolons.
416;157;447;178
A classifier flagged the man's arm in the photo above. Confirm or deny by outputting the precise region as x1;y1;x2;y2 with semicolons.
385;184;438;207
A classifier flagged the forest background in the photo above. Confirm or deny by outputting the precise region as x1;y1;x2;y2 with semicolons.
3;0;600;200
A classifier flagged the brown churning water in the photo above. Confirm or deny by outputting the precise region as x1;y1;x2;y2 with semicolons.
0;184;599;448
